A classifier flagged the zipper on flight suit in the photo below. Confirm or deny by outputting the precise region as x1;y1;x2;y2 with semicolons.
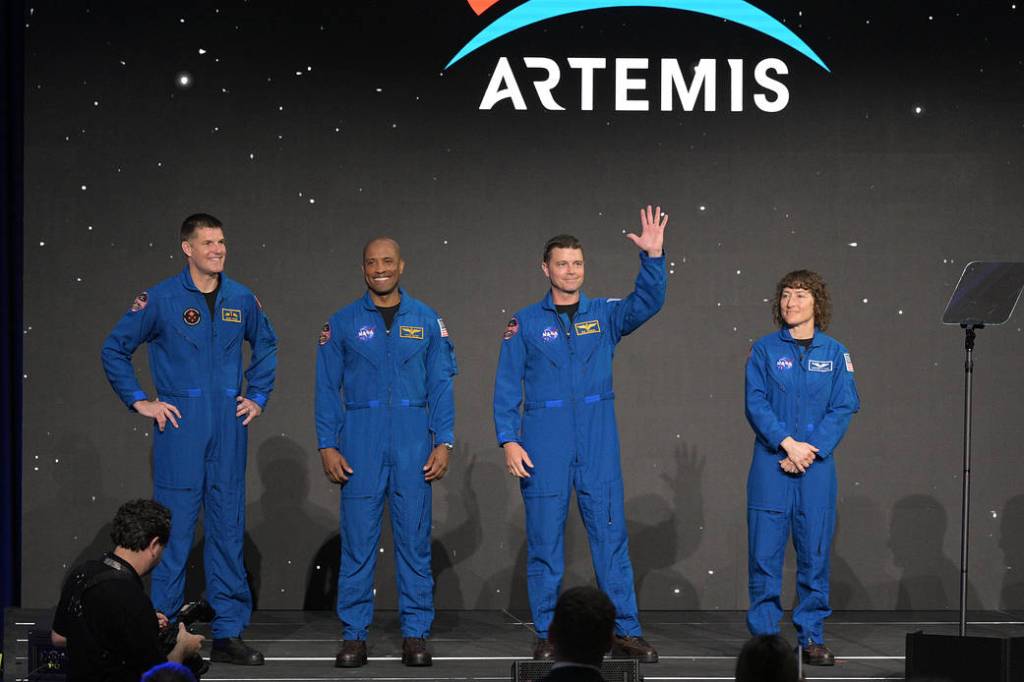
554;311;580;464
381;307;395;466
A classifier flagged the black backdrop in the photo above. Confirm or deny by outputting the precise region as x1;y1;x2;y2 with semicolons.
20;1;1024;614
2;0;25;640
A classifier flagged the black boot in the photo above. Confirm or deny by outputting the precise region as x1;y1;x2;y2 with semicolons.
402;638;432;666
335;640;368;668
211;637;264;666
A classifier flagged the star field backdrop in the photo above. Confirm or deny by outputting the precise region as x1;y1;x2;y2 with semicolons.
21;0;1024;614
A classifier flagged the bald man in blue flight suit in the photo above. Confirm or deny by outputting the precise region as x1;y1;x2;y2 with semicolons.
315;237;457;669
744;269;859;667
494;206;668;663
102;213;277;666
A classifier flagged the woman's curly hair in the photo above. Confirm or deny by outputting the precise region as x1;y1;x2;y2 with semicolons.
772;269;832;331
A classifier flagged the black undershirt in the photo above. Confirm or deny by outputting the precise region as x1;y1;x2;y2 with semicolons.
555;302;579;324
795;336;813;349
377;304;400;331
203;277;220;320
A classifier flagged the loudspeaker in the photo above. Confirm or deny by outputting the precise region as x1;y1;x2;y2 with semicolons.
511;659;641;682
905;631;1024;682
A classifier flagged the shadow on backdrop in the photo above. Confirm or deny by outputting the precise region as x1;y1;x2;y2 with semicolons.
246;435;336;609
888;494;979;610
829;494;882;609
430;443;484;623
630;443;702;607
999;494;1024;613
29;433;121;599
477;452;530;614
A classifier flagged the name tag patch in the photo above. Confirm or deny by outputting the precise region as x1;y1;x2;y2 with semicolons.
400;325;424;340
221;308;242;323
574;319;601;335
809;359;833;373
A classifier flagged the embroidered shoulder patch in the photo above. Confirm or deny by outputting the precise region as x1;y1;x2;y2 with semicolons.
319;323;331;346
503;318;519;340
438;318;449;338
130;291;148;313
844;352;854;372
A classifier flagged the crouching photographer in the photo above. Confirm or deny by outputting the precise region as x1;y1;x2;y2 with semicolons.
51;499;206;682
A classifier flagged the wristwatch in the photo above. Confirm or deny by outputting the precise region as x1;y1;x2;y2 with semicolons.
439;442;454;451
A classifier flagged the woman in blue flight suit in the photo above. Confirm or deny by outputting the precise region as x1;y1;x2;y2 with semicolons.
744;270;859;667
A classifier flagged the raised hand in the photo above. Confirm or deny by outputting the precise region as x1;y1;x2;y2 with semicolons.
625;204;668;257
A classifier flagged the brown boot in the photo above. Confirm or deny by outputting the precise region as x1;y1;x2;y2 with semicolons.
335;640;367;668
611;635;659;663
533;638;555;660
802;642;835;666
402;638;432;667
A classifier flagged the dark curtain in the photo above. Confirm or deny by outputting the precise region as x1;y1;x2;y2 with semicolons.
1;0;25;644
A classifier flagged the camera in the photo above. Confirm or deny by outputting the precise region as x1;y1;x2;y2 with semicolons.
160;600;216;678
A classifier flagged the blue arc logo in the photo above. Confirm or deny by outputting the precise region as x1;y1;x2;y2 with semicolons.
446;0;829;72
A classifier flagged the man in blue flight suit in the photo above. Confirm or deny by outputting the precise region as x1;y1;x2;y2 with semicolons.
744;270;860;667
315;237;457;669
101;213;277;666
494;206;668;663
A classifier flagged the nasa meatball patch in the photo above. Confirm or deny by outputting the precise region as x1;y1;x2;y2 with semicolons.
503;318;519;340
130;291;149;313
319;323;331;346
183;307;201;326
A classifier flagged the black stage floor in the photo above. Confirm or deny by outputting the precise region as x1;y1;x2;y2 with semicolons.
5;609;1024;681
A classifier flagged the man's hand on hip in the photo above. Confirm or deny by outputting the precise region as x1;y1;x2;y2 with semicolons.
132;399;181;432
235;396;263;426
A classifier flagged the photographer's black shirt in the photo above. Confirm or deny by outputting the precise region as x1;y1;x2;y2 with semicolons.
53;553;165;682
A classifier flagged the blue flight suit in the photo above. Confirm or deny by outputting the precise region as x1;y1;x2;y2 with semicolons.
493;252;666;638
101;267;277;638
744;327;859;646
314;289;457;640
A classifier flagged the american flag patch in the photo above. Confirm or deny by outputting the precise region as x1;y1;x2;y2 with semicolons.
437;318;448;337
844;352;854;372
